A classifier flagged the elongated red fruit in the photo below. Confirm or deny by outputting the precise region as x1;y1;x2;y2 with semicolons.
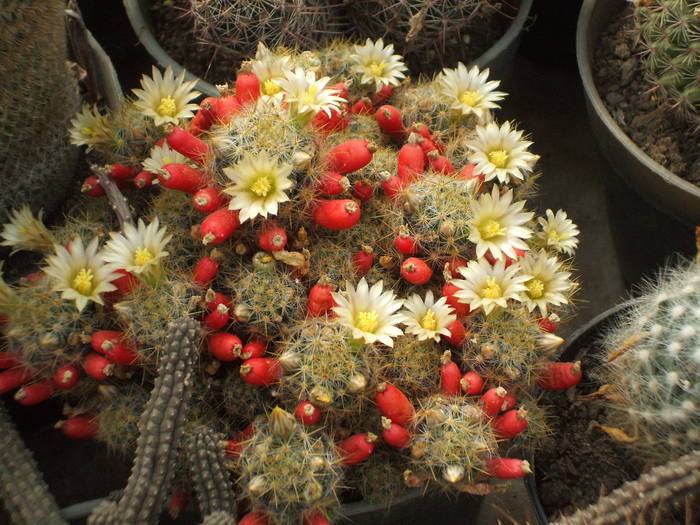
208;332;242;361
193;256;220;286
493;407;529;438
353;246;374;275
83;352;114;380
205;291;231;311
312;199;361;230
167;490;189;519
401;257;432;285
133;170;157;189
235;73;261;104
203;303;230;330
239;511;270;525
537;361;582;390
351;98;373;115
353;180;373;202
381;417;411;449
0;368;34;394
111;269;140;296
375;383;414;426
440;352;461;396
240;357;282;386
485;247;525;267
81;175;105;197
427;151;455;174
165;125;209;164
158;163;210;193
442;282;470;317
460;371;484;395
397;139;425;184
14;380;54;405
54;364;79;390
480;387;511;417
105;164;137;181
376;105;405;139
444;319;466;347
381;174;404;199
486;458;531;479
370;84;394;105
59;415;98;440
257;222;287;252
444;256;468;277
91;330;123;354
193;187;225;213
311;106;346;135
188;97;216;136
295;401;321;425
327;139;375;174
339;433;377;465
105;340;139;365
317;172;349;196
303;510;331;525
211;95;243;124
395;227;418;255
240;340;266;360
200;208;241;245
0;351;19;369
307;282;337;317
538;315;559;334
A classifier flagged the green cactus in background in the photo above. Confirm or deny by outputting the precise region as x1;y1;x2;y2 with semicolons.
633;0;700;132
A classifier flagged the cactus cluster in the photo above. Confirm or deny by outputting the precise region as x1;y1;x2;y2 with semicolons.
0;37;584;524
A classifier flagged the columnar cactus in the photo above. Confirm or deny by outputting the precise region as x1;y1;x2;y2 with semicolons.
188;426;237;517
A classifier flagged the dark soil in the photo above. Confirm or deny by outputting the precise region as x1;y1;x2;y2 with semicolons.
592;5;700;186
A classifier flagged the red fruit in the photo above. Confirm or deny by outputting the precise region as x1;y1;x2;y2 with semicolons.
14;380;54;406
240;340;266;360
493;407;529;438
486;458;532;479
224;439;243;460
240;357;282;386
53;364;79;390
485;247;525;267
327;139;375;174
370;84;394;105
106;164;137;181
350;98;373;115
307;282;337;317
167;490;189;519
81;175;105;197
235;73;261;104
427;151;455;174
205;291;231;312
353;180;373;202
381;417;411;449
460;371;484;395
188;97;216;135
381;174;404;199
417;135;439;157
203;303;230;330
443;257;468;278
257;222;287;252
375;383;414;426
193;256;220;286
394;226;418;255
331;81;350;100
375;105;405;139
105;340;139;366
480;387;513;417
312;199;361;230
91;330;122;354
133;170;157;189
442;282;470;317
537;361;582;390
237;422;255;440
200;208;241;245
397;139;425;184
59;415;98;440
440;352;461;396
339;433;377;466
158;163;210;194
83;352;114;380
311;106;346;135
538;315;559;334
444;319;466;347
400;257;432;285
353;246;374;275
208;332;242;361
0;352;19;369
303;510;331;525
458;164;485;187
295;401;321;425
111;269;139;296
211;95;243;124
239;512;270;525
193;187;225;213
317;172;349;196
165;125;209;164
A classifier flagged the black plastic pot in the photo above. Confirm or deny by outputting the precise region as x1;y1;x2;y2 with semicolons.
576;0;700;226
123;0;533;98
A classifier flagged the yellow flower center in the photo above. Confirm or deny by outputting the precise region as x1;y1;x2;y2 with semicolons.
367;61;386;77
356;310;379;333
72;268;94;295
488;149;510;169
479;219;506;240
81;126;96;137
420;310;438;331
547;230;566;243
133;247;154;267
302;84;319;106
481;277;502;299
526;278;545;299
459;90;483;107
250;174;273;197
262;79;282;96
157;96;178;118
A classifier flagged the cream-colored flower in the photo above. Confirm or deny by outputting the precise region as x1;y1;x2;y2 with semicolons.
44;237;118;311
438;63;506;122
468;186;533;261
277;67;345;119
0;263;17;313
223;153;293;222
1;206;54;254
132;66;200;126
453;258;530;315
400;290;456;342
518;250;574;315
251;42;293;99
467;121;539;184
332;278;404;347
101;218;171;285
537;209;580;256
350;38;407;92
69;104;109;149
142;143;191;174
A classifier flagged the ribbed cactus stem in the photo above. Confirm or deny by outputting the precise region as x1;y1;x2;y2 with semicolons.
0;401;66;525
188;426;236;517
200;511;237;525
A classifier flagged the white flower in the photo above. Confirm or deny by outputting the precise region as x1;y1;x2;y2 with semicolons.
400;291;456;342
101;218;171;285
223;153;294;223
453;258;530;315
518;250;574;315
251;42;293;99
132;66;200;126
537;209;580;256
1;206;54;254
350;38;407;92
142;143;191;174
69;104;109;149
44;237;118;312
331;278;404;347
467;121;539;184
0;263;17;312
438;63;506;122
277;67;345;119
468;186;533;261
